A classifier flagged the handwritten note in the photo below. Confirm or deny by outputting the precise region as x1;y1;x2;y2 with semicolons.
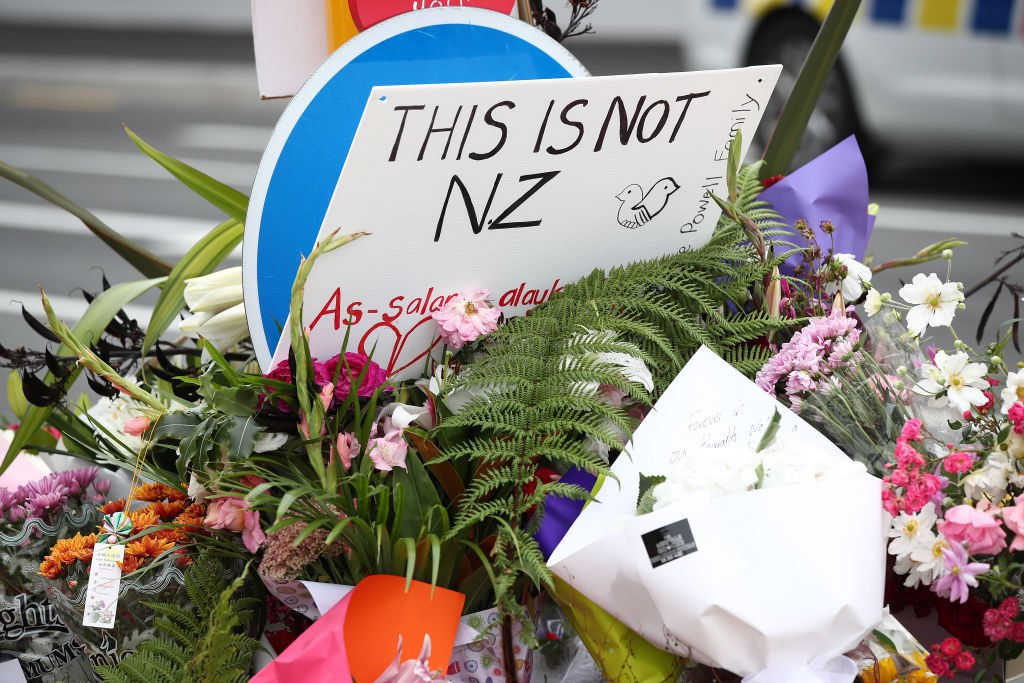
548;345;850;566
82;544;124;629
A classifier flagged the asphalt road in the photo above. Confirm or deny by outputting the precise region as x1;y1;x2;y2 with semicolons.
0;26;1022;422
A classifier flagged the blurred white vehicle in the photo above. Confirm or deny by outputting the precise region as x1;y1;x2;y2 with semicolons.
680;0;1024;165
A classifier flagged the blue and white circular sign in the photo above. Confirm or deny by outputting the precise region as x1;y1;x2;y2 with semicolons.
243;8;589;369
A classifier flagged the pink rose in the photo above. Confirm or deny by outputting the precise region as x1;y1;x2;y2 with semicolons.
204;497;247;533
1002;497;1024;551
242;509;266;554
939;504;1007;555
325;353;387;401
122;417;151;437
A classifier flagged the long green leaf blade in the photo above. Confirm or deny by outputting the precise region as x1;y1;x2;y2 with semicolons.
1;277;165;474
760;0;861;176
0;161;171;278
142;218;243;353
125;127;249;221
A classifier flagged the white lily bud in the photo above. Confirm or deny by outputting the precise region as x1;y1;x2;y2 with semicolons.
183;267;243;312
179;302;249;352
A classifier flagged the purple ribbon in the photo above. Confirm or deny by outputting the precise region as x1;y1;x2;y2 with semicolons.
760;135;875;274
535;466;598;560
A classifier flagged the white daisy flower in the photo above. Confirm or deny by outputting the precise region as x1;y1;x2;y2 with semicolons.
1002;369;1024;413
914;350;988;412
827;253;872;302
898;273;963;336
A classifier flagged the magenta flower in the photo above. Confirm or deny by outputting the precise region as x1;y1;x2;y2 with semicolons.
324;353;387;401
933;543;988;604
431;290;501;348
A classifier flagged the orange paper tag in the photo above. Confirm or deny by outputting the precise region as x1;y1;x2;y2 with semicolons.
344;575;465;682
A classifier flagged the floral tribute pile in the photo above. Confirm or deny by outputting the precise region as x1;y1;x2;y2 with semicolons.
0;31;1020;682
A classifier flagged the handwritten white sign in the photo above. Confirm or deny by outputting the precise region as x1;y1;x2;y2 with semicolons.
276;67;781;377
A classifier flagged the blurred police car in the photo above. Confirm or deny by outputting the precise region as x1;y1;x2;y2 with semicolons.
681;0;1024;166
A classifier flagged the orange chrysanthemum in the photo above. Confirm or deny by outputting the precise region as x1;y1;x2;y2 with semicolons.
150;526;186;544
125;534;175;559
163;486;188;502
132;483;171;502
99;499;127;515
173;512;206;534
129;509;160;534
38;557;63;579
117;555;144;574
147;499;187;521
49;533;97;565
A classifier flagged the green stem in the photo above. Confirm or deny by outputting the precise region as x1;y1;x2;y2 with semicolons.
760;0;862;176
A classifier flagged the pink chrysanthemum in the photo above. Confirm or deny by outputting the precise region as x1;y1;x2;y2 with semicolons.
431;290;500;348
755;310;862;408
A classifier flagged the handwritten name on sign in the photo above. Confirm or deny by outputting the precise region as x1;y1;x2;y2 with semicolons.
276;67;781;377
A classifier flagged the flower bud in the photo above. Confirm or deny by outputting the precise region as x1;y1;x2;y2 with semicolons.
896;366;907;377
880;293;892;303
992;356;1002;365
942;249;953;260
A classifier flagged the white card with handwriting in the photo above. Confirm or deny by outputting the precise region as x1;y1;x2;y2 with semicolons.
270;67;781;378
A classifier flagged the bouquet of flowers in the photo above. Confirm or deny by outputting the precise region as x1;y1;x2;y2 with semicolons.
863;254;1024;680
38;484;210;668
548;347;885;682
0;465;108;683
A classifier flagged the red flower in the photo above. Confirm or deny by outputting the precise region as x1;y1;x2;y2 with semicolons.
760;174;785;189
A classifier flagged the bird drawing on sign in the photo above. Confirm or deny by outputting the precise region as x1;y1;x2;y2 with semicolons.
615;177;680;229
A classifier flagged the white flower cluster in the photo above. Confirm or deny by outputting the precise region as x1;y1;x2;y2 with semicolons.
887;503;948;588
650;440;866;511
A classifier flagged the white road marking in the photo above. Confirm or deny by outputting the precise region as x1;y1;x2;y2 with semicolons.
0;287;154;324
0;199;224;256
0;143;256;187
874;202;1024;238
175;123;271;152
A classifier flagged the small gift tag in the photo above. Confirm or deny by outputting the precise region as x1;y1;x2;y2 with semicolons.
82;543;125;628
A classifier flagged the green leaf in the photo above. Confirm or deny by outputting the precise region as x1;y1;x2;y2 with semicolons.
392;449;443;538
224;415;259;461
0;160;171;278
756;409;782;452
143;218;243;353
125;127;249;222
727;128;741;204
636;472;666;514
760;0;861;176
7;371;27;421
1;277;165;475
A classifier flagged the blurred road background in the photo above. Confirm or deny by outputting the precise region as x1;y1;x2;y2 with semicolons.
0;0;1022;418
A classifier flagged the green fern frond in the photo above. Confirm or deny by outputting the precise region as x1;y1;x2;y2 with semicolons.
95;556;263;683
431;165;801;637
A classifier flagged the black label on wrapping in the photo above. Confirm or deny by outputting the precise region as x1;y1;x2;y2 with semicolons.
642;518;697;568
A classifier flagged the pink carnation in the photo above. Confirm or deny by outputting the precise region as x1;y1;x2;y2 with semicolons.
431;290;500;348
938;504;1007;555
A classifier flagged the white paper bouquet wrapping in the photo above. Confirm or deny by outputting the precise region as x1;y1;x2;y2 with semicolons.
548;347;885;682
